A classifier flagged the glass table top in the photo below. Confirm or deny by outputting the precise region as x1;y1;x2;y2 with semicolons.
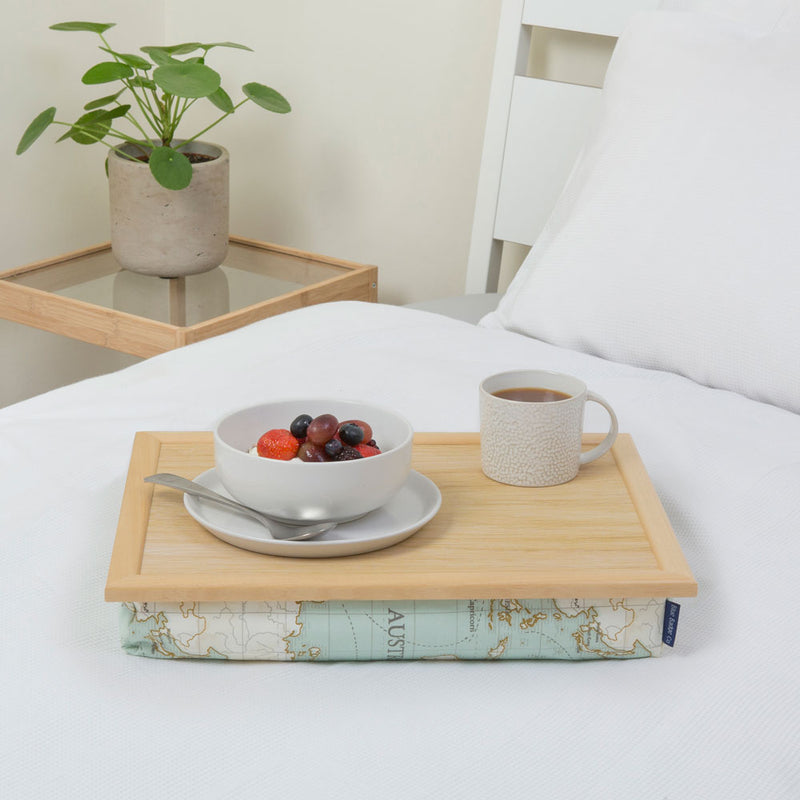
4;239;349;326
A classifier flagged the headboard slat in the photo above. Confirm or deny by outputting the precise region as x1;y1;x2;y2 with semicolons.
494;76;602;247
522;0;659;36
466;0;658;293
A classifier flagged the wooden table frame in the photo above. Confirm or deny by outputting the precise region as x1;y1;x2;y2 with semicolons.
0;236;378;357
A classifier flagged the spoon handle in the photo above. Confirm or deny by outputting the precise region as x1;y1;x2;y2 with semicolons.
144;473;269;526
143;473;335;542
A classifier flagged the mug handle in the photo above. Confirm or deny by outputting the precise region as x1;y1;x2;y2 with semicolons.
579;391;619;465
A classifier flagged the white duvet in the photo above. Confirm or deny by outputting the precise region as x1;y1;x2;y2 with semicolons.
2;301;798;798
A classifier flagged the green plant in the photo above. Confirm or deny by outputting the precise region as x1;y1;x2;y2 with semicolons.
16;21;291;190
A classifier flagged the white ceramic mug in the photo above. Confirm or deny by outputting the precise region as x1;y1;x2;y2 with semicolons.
479;369;618;487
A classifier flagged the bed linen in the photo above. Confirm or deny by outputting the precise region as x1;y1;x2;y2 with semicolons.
483;9;800;414
1;300;798;798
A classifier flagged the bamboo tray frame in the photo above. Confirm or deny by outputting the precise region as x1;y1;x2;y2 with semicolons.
0;236;378;357
105;432;697;602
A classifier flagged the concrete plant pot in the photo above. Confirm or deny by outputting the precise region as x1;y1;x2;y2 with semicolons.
108;140;229;277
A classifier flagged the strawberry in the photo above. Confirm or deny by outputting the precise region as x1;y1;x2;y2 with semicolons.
355;443;381;458
256;428;300;460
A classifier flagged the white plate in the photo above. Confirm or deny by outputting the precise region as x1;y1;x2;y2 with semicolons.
184;468;442;558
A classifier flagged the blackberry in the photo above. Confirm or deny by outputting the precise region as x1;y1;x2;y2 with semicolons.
334;446;363;461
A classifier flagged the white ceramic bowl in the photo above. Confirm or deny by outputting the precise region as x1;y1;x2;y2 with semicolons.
213;399;414;523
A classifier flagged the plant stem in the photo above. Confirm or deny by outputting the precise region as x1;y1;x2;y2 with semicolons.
50;119;147;157
117;98;154;144
97;31;161;143
162;93;176;145
179;98;248;148
129;77;160;134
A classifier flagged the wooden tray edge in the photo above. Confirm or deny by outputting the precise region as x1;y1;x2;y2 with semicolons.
105;431;698;602
105;431;210;600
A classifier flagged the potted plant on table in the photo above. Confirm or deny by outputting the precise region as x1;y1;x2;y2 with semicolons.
17;21;291;277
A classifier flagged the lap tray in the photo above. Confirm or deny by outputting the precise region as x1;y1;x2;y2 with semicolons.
107;432;697;661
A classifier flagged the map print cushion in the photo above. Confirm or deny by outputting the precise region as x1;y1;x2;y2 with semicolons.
120;598;667;661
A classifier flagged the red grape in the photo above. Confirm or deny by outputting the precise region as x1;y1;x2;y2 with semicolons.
306;414;339;444
297;442;328;462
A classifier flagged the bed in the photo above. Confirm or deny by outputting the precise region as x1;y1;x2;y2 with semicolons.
3;1;800;797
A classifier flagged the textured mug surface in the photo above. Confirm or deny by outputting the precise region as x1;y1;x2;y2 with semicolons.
479;370;618;487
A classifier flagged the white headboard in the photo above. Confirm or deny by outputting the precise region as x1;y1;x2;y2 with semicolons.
465;0;660;293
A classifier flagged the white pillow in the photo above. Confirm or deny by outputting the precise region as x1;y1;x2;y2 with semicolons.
658;0;800;33
481;11;800;414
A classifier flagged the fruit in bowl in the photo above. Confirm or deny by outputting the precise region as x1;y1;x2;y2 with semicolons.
252;413;382;462
214;399;414;523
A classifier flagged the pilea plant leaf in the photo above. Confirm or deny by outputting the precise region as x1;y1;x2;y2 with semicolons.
207;87;234;114
82;61;135;85
130;76;156;90
56;105;131;145
16;107;56;154
102;104;132;120
202;41;254;52
139;46;180;66
84;89;125;110
159;42;204;55
18;21;291;189
99;47;152;70
153;63;221;98
50;21;115;34
57;109;112;144
243;83;292;113
148;146;193;190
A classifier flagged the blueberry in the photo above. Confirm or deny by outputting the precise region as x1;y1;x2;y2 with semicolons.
339;423;364;446
290;413;313;438
324;439;343;458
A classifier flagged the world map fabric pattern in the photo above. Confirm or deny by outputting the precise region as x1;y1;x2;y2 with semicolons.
120;598;665;661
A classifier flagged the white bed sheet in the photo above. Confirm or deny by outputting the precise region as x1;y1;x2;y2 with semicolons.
2;301;798;798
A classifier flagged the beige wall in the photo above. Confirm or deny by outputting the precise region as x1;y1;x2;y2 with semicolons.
161;0;502;304
0;0;501;406
3;1;501;302
0;1;164;406
2;2;166;262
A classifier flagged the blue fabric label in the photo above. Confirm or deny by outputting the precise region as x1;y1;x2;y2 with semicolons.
662;600;681;647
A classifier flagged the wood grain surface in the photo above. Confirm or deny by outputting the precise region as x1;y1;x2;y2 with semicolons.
105;432;697;601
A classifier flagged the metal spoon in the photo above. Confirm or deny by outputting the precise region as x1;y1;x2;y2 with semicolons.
144;473;336;541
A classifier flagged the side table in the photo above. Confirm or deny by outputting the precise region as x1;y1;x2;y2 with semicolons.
0;236;378;358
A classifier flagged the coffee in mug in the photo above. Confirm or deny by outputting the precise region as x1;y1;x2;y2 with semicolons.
491;387;572;403
480;369;618;487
